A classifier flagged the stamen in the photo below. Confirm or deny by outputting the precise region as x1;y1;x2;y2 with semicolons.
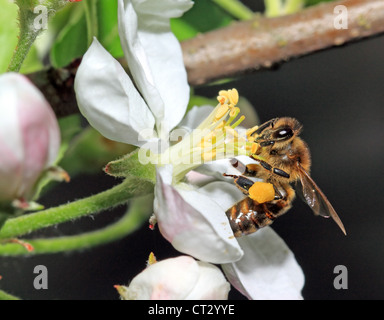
218;89;239;106
251;142;259;154
215;104;229;120
246;125;259;138
225;127;239;138
229;107;240;118
147;252;157;266
230;115;245;129
217;95;226;105
214;120;226;130
169;88;256;182
229;89;239;105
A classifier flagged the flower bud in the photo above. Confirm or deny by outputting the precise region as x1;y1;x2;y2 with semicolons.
116;255;230;300
0;73;60;203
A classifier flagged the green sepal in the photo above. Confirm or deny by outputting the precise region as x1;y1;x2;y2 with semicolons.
105;149;156;184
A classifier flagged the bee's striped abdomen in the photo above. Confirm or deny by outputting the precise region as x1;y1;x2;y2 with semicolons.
226;197;291;237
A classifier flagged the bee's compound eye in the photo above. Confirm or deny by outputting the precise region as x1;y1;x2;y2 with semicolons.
274;128;293;140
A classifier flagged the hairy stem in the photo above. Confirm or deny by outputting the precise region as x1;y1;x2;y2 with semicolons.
0;178;154;240
7;7;41;72
0;194;153;256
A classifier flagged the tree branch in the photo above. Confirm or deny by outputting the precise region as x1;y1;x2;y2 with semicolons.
182;0;384;85
27;0;384;117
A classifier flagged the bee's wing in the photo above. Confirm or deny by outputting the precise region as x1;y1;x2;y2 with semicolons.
295;163;346;235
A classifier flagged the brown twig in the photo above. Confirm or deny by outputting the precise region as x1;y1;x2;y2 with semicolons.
27;0;384;117
182;0;384;85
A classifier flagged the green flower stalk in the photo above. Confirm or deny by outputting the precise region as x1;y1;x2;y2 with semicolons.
8;0;82;72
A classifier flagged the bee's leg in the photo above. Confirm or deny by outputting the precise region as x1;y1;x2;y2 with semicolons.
250;155;291;179
251;185;295;232
227;183;296;237
273;185;284;200
265;184;295;217
229;158;261;177
223;174;253;195
248;118;278;138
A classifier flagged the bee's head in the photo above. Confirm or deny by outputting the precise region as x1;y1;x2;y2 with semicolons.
253;117;302;148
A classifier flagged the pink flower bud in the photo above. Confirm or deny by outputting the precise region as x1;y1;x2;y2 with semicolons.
0;73;60;203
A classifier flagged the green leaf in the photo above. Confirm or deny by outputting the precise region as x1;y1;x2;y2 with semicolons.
305;0;335;6
59;125;135;177
171;0;234;41
50;4;88;68
19;45;44;74
57;114;83;163
50;0;123;67
0;0;19;74
171;18;200;42
97;0;123;57
188;94;217;111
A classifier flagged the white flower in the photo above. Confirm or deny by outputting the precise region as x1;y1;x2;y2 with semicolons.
222;228;305;300
154;164;244;264
155;165;305;300
116;254;230;300
74;0;249;265
0;73;60;203
74;0;193;146
74;0;305;300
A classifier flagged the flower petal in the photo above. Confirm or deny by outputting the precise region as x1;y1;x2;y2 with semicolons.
221;227;305;300
154;165;243;264
185;261;231;300
195;156;260;182
125;256;199;300
74;38;155;146
118;0;192;133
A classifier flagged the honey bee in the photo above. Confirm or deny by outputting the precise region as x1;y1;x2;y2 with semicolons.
225;117;346;237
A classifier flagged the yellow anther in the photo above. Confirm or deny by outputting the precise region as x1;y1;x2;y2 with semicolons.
229;106;240;118
215;120;226;130
218;90;228;98
227;89;239;105
218;89;239;106
147;252;157;266
217;95;226;105
251;142;259;154
215;104;229;120
247;136;255;143
246;125;259;138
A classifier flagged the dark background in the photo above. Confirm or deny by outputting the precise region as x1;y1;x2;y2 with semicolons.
1;0;384;300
